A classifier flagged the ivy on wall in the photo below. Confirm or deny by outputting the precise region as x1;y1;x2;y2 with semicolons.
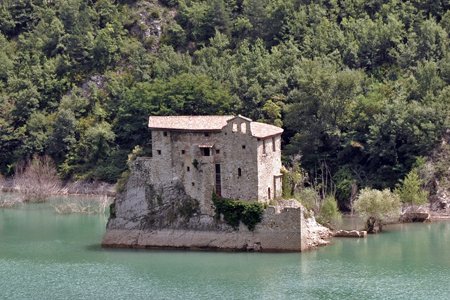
212;193;264;231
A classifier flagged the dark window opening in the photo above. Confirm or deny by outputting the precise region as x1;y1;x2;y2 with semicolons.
215;164;221;196
263;140;266;154
163;132;167;137
268;187;271;199
157;150;161;155
192;182;195;186
204;133;209;137
272;137;276;152
238;168;241;177
216;149;220;154
201;148;210;156
182;150;185;155
242;145;246;149
187;166;190;172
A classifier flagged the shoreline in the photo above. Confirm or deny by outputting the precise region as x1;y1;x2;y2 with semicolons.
0;179;116;198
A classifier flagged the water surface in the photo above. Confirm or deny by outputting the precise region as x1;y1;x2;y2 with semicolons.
1;200;450;299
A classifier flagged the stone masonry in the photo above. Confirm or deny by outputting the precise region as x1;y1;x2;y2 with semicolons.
149;115;283;215
102;157;331;251
101;115;332;252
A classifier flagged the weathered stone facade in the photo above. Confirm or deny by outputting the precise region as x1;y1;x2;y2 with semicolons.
149;115;283;214
102;158;332;251
101;115;332;252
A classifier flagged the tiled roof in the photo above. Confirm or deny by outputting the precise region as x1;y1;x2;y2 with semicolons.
250;122;284;139
148;115;234;131
148;115;284;138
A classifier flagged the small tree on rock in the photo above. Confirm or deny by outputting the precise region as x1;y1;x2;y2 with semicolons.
394;168;428;210
353;188;401;233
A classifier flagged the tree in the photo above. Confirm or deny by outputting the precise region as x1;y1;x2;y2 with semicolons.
394;168;428;207
353;187;401;233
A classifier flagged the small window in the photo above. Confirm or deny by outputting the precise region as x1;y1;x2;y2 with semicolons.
216;149;220;154
204;133;209;137
272;137;276;152
242;145;246;149
263;140;266;154
238;168;242;177
240;123;246;134
163;132;167;137
192;182;195;186
157;150;161;155
187;166;190;172
182;150;185;155
201;148;210;156
232;122;238;132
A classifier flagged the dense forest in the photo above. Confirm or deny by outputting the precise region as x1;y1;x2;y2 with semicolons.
1;0;450;206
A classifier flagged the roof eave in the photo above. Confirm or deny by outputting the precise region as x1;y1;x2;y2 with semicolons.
253;132;284;139
149;128;223;132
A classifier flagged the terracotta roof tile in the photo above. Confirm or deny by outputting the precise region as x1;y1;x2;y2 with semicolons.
148;115;234;131
250;122;284;139
148;115;284;138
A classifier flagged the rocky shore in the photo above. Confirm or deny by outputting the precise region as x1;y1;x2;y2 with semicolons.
0;178;116;197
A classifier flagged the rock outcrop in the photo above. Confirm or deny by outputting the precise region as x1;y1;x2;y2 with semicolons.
102;158;332;252
334;230;368;238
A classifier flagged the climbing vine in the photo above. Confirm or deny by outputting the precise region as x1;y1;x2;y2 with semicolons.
212;193;264;231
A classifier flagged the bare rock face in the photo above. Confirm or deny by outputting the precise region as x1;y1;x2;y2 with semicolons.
102;159;332;252
334;230;367;238
301;217;333;249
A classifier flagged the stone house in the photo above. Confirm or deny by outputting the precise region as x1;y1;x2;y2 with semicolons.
148;115;284;214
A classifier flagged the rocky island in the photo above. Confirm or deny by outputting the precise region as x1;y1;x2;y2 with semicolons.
102;115;331;251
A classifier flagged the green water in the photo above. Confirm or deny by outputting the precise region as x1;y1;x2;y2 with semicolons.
1;201;450;299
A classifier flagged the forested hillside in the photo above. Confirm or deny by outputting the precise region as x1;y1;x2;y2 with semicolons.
1;0;450;205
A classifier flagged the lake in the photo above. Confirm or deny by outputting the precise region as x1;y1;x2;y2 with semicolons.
1;198;450;299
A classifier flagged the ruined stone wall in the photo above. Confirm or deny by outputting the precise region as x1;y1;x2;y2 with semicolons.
257;135;283;202
102;160;316;251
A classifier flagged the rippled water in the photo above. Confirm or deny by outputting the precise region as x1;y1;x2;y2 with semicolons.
1;200;450;299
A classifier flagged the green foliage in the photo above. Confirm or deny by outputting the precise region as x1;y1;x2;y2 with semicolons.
177;197;200;219
315;195;342;227
116;169;131;194
212;193;264;231
109;201;116;219
353;188;401;232
1;0;450;197
394;168;428;206
297;187;320;212
150;9;160;19
192;159;199;170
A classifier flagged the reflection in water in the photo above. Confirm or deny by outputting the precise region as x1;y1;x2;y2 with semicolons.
1;200;450;299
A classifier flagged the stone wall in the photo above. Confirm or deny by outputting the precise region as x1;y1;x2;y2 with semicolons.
257;135;283;202
102;159;331;252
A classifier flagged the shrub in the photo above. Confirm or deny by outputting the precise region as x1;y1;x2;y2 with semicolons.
53;196;112;215
298;187;321;212
14;155;61;202
150;9;160;19
116;169;131;194
316;195;342;227
353;188;401;233
212;193;264;231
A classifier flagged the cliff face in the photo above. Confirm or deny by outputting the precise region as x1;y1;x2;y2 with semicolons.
102;158;331;252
